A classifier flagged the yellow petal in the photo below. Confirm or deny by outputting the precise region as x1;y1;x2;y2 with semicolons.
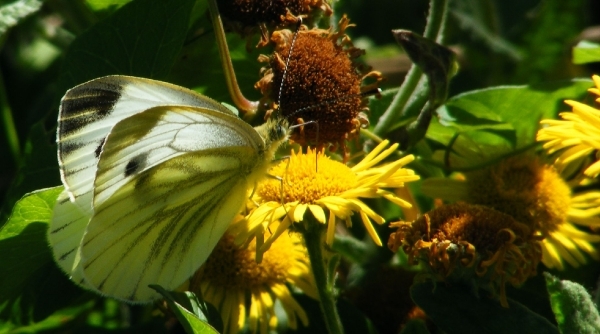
360;211;382;246
293;203;308;222
308;204;326;223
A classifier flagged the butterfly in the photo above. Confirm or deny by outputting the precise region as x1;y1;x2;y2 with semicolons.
48;75;289;302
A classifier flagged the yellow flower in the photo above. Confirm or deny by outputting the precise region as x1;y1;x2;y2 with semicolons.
537;74;600;177
388;203;541;307
190;223;316;334
422;156;600;270
232;140;419;257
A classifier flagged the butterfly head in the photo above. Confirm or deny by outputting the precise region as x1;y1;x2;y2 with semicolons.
254;114;290;154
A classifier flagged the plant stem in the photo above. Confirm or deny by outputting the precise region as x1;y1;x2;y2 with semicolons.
0;66;20;166
373;0;449;137
301;217;344;334
207;0;259;117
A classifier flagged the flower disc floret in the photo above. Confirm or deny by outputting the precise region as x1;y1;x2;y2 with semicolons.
191;226;316;334
232;140;420;257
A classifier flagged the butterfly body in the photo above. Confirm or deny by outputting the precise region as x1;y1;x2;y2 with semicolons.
49;75;288;302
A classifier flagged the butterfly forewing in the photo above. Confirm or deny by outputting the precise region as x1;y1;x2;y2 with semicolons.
57;75;235;211
81;105;267;301
92;105;262;208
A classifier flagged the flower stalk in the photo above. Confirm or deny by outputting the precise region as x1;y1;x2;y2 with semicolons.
301;214;344;334
373;0;449;137
207;0;259;116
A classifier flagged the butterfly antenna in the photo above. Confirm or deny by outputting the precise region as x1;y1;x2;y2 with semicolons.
277;18;303;113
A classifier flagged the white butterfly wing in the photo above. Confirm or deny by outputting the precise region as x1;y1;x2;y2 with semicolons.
47;190;91;287
92;105;258;208
57;75;235;211
80;105;267;302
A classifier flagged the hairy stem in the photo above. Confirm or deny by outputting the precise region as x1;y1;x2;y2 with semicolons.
373;0;449;137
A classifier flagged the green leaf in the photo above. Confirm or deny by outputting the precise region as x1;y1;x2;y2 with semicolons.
57;0;196;94
332;234;369;264
545;272;600;334
392;30;456;108
0;301;95;333
0;0;42;36
0;122;59;225
0;187;86;324
390;30;457;150
428;79;594;169
150;285;220;334
573;40;600;64
411;281;559;334
85;0;130;12
514;0;586;83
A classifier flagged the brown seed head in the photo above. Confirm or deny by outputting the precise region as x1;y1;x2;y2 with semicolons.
466;156;571;235
256;15;382;158
389;203;542;307
216;0;332;48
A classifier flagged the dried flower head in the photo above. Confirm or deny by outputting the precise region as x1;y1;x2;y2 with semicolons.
389;203;542;307
423;155;600;270
255;15;383;158
466;156;600;269
466;157;571;233
216;0;332;48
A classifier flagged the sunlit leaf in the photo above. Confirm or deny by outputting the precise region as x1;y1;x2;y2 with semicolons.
0;123;59;225
573;40;600;65
85;0;130;12
428;79;594;169
150;285;220;334
0;0;42;36
0;187;86;324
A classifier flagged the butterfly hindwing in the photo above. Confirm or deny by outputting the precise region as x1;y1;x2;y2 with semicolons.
47;189;91;287
57;75;235;211
81;105;266;301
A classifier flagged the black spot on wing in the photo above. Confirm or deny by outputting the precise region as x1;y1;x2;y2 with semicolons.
125;153;148;177
95;137;106;158
59;81;123;137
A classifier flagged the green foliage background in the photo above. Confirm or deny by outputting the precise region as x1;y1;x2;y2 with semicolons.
1;0;600;333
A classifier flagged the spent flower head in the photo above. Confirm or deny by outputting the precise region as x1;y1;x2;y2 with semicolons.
388;203;541;307
255;15;383;158
422;155;600;270
216;0;332;48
